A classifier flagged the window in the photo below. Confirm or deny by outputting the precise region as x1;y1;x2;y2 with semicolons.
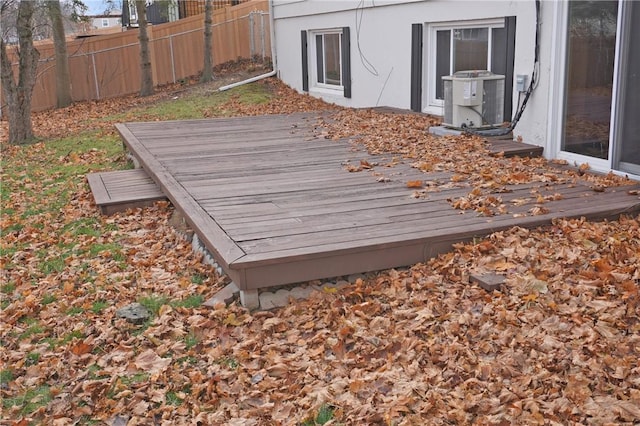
102;19;109;27
310;30;342;90
428;19;505;107
301;28;351;98
128;3;137;23
316;33;342;86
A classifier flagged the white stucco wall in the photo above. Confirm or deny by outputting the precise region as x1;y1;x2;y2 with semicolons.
272;0;555;154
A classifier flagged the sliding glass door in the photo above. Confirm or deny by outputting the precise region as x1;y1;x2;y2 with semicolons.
561;0;640;176
562;1;618;160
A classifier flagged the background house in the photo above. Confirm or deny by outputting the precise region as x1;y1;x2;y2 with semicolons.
271;0;639;180
89;10;122;30
121;0;248;27
122;0;179;27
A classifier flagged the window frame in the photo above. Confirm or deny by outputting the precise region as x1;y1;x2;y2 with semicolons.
309;28;344;93
425;18;505;113
102;18;110;27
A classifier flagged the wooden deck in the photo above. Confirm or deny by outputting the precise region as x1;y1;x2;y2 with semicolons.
115;112;640;295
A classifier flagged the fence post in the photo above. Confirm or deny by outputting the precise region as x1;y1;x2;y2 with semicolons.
169;34;176;83
91;53;100;99
249;12;255;58
260;12;265;60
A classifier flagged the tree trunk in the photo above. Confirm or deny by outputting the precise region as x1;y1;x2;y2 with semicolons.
0;1;40;145
200;0;214;83
50;0;72;108
136;0;153;97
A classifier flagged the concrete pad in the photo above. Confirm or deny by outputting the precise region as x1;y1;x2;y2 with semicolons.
259;289;290;310
428;126;462;137
470;273;505;292
289;286;314;300
116;303;150;325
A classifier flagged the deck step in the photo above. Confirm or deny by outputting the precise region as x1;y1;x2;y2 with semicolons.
87;169;166;215
487;138;544;158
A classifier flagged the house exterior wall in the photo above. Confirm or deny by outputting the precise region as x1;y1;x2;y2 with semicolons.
272;0;555;155
91;15;122;29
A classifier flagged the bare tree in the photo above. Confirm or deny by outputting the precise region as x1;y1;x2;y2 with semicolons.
0;0;40;144
200;0;214;83
0;0;17;42
136;0;153;97
49;0;72;108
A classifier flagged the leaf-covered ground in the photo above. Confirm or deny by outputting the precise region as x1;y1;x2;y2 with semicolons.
1;72;639;425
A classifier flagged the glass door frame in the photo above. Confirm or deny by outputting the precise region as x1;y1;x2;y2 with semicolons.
548;0;639;180
611;1;640;176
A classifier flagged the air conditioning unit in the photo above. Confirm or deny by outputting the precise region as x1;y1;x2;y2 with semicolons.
442;70;505;129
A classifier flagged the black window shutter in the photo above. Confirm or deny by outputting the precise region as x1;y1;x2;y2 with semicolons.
301;30;309;92
410;23;423;112
492;16;516;120
341;27;351;98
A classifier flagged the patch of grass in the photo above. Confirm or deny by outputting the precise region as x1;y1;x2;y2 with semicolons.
67;306;84;316
191;273;205;285
1;283;16;294
0;246;21;265
41;293;57;305
61;330;85;344
218;357;239;369
91;300;109;314
171;294;203;309
120;372;150;386
18;316;38;325
87;243;125;263
302;404;336;426
114;82;272;122
316;404;336;424
166;391;184;406
138;294;169;316
231;83;272;105
18;322;45;341
86;364;110;380
20;206;46;220
25;352;40;366
184;332;199;350
87;364;101;379
1;221;21;233
107;373;151;398
0;369;14;384
77;416;101;425
48;133;125;166
176;356;198;366
39;256;66;275
61;217;102;238
2;385;52;415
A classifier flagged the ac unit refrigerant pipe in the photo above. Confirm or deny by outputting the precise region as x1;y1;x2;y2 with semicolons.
467;0;541;137
218;1;278;92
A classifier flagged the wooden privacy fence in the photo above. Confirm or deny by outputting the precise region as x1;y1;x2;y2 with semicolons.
2;0;269;113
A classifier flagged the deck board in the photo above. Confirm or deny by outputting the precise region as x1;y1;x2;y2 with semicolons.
116;112;640;291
